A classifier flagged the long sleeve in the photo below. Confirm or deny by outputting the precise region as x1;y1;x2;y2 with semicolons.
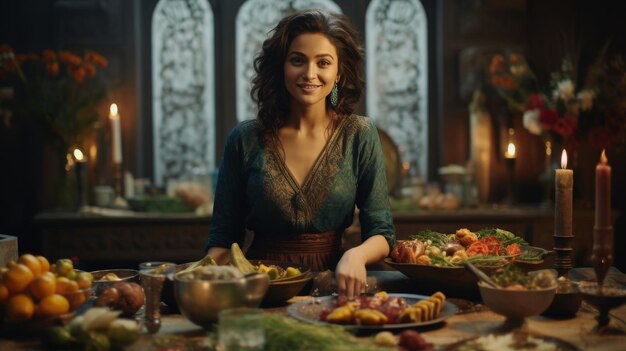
205;127;247;251
355;120;396;251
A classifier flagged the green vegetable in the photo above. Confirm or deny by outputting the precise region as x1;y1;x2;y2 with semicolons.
491;264;529;287
475;228;528;247
260;314;394;351
464;255;508;266
409;229;450;247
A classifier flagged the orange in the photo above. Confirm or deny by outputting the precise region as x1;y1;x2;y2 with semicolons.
36;294;70;318
5;263;34;293
0;282;9;305
4;294;35;323
65;290;87;310
29;272;57;300
36;255;51;273
55;277;79;294
19;254;42;277
75;271;93;289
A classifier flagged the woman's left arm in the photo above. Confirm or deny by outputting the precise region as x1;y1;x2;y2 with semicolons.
336;118;396;297
336;234;389;297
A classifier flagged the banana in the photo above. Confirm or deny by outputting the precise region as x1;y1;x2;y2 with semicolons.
177;252;217;275
230;242;257;275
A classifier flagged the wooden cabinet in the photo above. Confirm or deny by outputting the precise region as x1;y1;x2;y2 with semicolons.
35;207;613;271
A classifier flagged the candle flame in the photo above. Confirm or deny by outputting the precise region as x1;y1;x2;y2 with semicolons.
561;149;568;169
73;148;84;161
110;103;118;116
600;149;608;164
506;142;516;158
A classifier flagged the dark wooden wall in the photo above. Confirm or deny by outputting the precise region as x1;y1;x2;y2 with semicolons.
1;0;624;270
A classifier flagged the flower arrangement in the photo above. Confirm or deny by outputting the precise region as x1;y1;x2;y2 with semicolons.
488;50;626;150
0;44;109;152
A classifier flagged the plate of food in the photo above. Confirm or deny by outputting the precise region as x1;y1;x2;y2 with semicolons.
384;228;552;297
444;330;579;351
287;292;458;331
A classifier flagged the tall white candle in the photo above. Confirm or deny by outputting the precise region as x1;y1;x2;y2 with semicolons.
555;149;573;237
109;103;122;164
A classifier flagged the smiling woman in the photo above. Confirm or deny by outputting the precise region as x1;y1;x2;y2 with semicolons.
204;9;395;299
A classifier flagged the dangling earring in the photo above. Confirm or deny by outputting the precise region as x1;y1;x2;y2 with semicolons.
330;83;338;106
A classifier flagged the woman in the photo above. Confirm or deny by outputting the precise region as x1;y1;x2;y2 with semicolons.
205;10;395;297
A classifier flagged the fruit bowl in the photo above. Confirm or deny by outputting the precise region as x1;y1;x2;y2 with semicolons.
90;269;139;296
61;287;93;311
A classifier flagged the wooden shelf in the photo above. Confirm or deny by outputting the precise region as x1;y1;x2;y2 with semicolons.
34;206;616;271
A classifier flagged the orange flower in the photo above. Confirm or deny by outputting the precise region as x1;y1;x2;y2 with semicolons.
58;51;82;67
83;63;96;77
42;50;56;63
71;66;86;84
46;62;59;77
84;50;108;68
489;54;504;74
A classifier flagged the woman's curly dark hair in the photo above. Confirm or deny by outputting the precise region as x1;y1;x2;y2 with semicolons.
251;9;365;143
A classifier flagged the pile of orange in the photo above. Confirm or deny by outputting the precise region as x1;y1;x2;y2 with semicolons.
0;254;93;324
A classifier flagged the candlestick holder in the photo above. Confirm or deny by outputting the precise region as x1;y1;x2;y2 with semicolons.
112;162;128;208
591;226;613;288
503;158;516;205
553;233;574;278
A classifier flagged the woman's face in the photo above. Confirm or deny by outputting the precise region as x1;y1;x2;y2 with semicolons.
284;33;340;109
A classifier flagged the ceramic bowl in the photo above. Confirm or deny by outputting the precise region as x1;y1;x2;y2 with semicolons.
478;281;556;320
262;271;313;307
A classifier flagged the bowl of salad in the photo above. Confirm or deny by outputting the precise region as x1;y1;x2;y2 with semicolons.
384;228;552;297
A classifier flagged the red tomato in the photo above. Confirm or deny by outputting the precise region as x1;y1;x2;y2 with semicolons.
506;243;521;256
466;241;490;256
479;236;502;255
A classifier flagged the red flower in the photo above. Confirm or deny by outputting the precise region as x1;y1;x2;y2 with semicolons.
528;94;545;109
539;108;558;128
553;117;577;139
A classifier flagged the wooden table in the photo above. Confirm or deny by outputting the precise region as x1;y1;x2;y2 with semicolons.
2;300;624;350
2;269;625;350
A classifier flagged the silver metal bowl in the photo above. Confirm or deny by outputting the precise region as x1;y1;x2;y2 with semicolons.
174;272;269;328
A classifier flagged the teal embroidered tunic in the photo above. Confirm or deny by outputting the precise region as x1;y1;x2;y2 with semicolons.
205;114;395;253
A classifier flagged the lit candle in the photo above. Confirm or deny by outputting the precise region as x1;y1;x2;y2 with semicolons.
555;149;573;237
73;148;88;208
504;128;517;159
595;149;611;228
109;103;122;164
504;142;516;159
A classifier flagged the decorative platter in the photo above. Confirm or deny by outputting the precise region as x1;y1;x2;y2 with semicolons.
443;331;580;351
287;293;458;331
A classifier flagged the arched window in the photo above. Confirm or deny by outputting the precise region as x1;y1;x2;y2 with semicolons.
235;0;341;121
366;0;429;178
152;0;215;186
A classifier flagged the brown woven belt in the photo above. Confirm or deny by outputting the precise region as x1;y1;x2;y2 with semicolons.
247;231;341;271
